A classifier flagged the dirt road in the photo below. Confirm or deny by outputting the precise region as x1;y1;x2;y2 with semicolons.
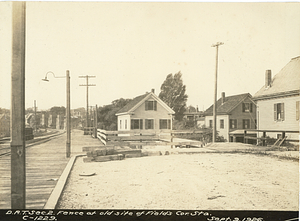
57;152;298;210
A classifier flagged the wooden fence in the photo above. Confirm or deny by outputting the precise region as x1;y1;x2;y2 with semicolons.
92;129;208;148
243;129;299;146
97;129;107;145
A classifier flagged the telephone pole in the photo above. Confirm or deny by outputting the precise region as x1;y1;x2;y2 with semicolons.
79;75;96;130
211;42;224;143
11;1;26;209
34;100;37;132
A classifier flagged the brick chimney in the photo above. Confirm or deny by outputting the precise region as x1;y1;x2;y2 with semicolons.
221;92;225;104
151;89;155;94
265;70;272;88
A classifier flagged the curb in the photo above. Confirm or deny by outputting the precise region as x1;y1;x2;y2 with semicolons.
43;154;84;209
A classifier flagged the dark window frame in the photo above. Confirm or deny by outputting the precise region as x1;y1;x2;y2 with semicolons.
209;120;213;128
274;103;285;121
230;119;237;129
242;119;250;129
220;119;224;129
159;119;171;129
242;103;253;113
131;119;143;130
145;119;154;130
145;100;157;111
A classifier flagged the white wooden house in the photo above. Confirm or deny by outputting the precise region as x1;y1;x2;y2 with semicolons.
253;56;300;140
115;89;175;135
204;92;257;142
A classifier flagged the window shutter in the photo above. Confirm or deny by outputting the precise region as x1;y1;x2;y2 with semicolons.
250;103;253;113
274;104;277;121
168;119;171;129
145;101;148;111
140;119;143;129
281;103;284;121
242;103;245;112
235;119;237;129
154;101;157;111
159;119;162;129
145;119;148;129
131;119;134;129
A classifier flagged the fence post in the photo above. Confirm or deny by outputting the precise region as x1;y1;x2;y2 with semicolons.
281;131;285;145
262;131;266;146
243;130;247;143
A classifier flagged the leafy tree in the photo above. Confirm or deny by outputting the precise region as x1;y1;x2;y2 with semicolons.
186;105;197;112
0;108;10;115
159;71;188;121
25;107;34;114
97;98;132;130
50;106;66;116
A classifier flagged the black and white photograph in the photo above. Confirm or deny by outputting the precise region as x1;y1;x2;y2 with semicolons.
0;1;299;221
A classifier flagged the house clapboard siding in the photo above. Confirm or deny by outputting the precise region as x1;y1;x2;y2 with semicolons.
253;56;300;141
116;89;174;135
204;92;257;142
256;95;299;139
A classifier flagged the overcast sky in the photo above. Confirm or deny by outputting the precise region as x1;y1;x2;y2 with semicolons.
0;2;299;111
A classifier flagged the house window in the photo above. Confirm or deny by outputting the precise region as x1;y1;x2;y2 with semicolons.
131;119;143;129
274;103;284;121
220;119;224;129
296;101;299;121
160;119;171;129
243;119;250;129
209;120;213;128
119;120;122;129
242;103;253;112
145;119;154;129
145;101;157;111
125;120;127;129
230;119;237;129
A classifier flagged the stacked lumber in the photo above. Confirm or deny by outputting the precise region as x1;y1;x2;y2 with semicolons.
82;146;142;163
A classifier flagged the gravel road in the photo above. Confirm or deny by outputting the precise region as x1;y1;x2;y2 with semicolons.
57;152;299;210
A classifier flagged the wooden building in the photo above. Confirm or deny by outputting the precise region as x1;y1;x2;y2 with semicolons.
115;89;175;135
204;92;257;142
253;56;300;140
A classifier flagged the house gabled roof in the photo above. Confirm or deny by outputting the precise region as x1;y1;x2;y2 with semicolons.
116;91;175;116
204;93;254;116
253;56;300;100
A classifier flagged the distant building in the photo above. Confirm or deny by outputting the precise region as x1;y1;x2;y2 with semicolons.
204;92;257;142
40;112;49;128
183;106;204;128
0;114;10;138
115;89;175;135
253;56;300;140
56;115;65;130
48;114;58;129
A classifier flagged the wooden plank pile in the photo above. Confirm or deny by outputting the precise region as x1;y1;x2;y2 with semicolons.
82;145;142;163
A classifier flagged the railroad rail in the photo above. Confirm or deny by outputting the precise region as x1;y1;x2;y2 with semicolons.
0;131;64;157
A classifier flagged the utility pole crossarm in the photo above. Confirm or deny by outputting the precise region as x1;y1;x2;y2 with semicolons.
211;42;224;47
79;75;96;129
79;76;96;78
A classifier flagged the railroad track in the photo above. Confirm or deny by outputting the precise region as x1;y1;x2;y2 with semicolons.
0;132;65;157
